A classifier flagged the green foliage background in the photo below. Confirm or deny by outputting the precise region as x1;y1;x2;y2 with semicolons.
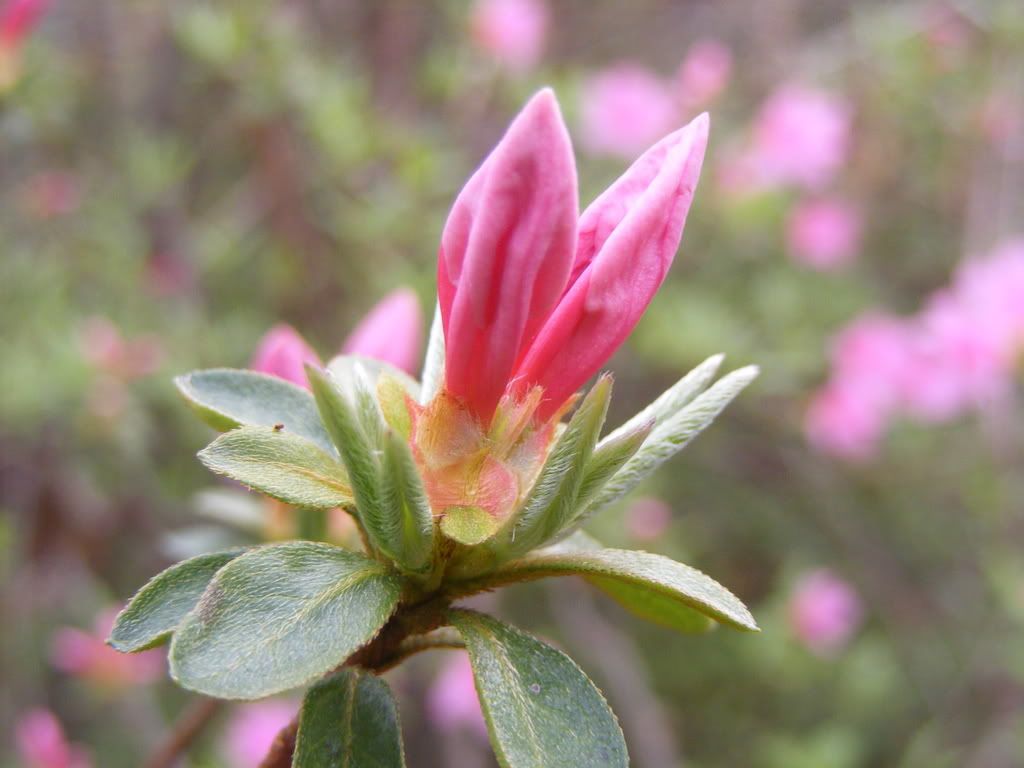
2;1;1024;766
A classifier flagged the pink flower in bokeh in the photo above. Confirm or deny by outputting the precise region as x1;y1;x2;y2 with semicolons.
19;171;80;220
578;64;678;158
625;497;672;542
427;652;488;740
786;198;862;271
252;288;423;388
806;239;1024;460
14;709;91;768
221;700;296;768
341;287;423;374
469;0;548;73
251;324;322;389
804;382;886;462
51;608;163;688
750;84;852;190
676;39;732;109
788;569;863;657
79;318;164;381
0;0;49;88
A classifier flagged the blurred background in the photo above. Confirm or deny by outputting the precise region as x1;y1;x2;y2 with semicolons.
2;0;1024;766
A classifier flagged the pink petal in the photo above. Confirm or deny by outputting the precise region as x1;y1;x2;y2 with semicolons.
341;288;423;374
250;324;321;389
469;0;548;73
439;88;578;422
515;113;708;418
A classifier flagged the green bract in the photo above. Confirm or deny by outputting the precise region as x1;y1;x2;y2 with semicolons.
111;347;758;764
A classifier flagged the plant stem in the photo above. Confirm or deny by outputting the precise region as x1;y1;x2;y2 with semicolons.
144;697;222;768
259;595;453;766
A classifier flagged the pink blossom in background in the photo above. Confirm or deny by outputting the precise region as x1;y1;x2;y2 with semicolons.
341;287;423;374
51;608;163;688
250;324;322;389
625;497;672;542
19;171;80;219
14;709;91;768
750;84;852;190
427;652;488;740
578;64;678;158
79;318;164;381
786;198;862;270
804;382;886;462
806;239;1024;460
0;0;48;46
469;0;548;73
222;700;296;768
675;39;732;109
788;569;863;657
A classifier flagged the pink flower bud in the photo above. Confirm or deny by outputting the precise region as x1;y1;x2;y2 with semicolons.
250;325;322;389
341;287;423;375
469;0;548;73
579;64;677;158
786;198;862;271
221;700;296;768
439;88;578;423
14;709;91;768
427;652;488;739
787;569;863;657
515;113;709;418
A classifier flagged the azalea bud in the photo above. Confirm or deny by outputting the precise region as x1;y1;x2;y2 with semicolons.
341;287;423;375
439;88;578;423
250;325;321;389
515;112;709;418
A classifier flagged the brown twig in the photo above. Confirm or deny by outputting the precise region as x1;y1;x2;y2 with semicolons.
143;697;222;768
258;717;300;768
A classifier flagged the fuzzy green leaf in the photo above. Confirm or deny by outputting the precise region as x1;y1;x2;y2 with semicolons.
175;369;335;455
500;377;612;558
198;426;353;509
419;302;445;404
454;547;757;632
450;609;627;768
108;549;245;652
587;366;759;515
380;428;435;573
308;365;408;565
294;669;407;768
599;354;723;448
169;542;401;699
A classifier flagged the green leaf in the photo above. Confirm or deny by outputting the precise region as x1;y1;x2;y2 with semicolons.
449;610;627;768
589;577;714;634
169;542;401;699
586;366;759;515
599;353;723;448
500;377;612;557
326;355;421;404
419;301;445;404
380;429;435;573
308;366;399;563
108;549;245;652
198;426;353;509
567;419;653;530
294;669;407;768
453;547;757;632
175;369;335;455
